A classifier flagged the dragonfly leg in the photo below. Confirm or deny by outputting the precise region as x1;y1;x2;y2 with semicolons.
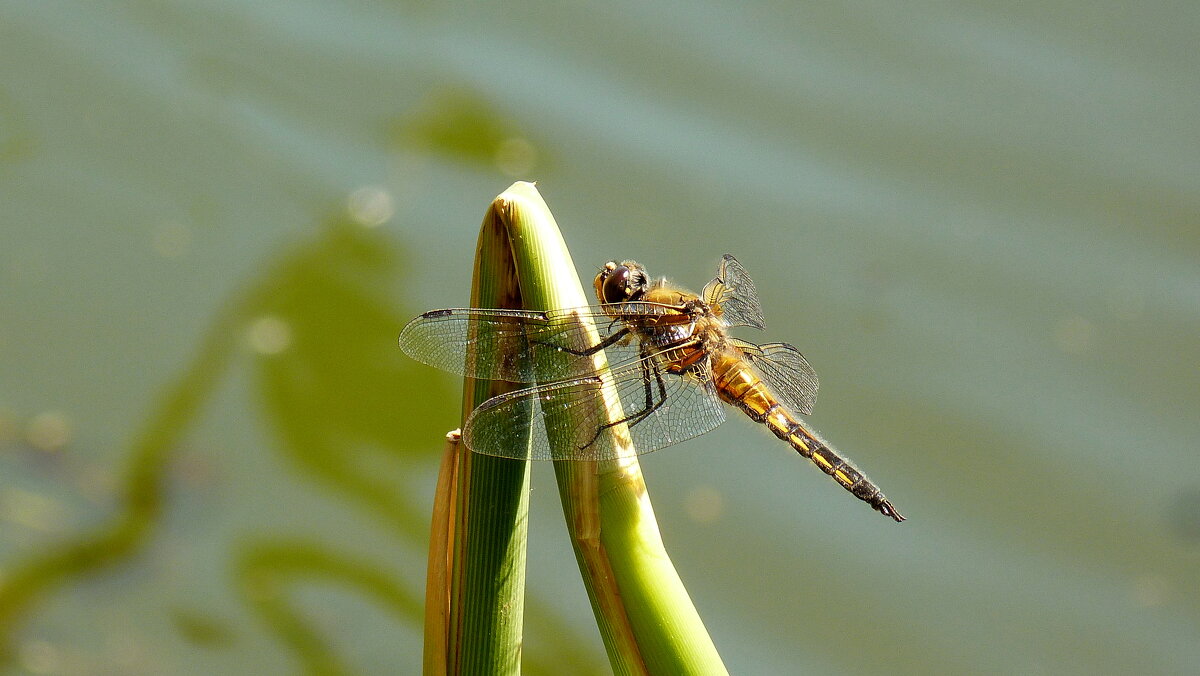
578;353;669;451
534;326;629;357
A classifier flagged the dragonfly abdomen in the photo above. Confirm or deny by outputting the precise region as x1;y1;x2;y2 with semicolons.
712;354;905;522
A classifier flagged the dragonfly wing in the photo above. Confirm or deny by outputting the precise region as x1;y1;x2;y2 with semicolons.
398;306;645;382
732;340;819;415
463;356;727;460
701;254;766;330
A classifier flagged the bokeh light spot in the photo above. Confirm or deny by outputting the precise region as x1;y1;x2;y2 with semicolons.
2;487;67;532
26;411;71;452
347;186;395;227
246;315;292;355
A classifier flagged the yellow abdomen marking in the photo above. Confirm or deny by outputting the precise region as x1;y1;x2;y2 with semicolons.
764;408;791;436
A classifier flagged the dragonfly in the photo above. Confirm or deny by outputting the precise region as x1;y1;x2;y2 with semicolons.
398;254;904;522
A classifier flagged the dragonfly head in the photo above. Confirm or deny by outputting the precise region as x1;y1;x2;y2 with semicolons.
595;260;649;305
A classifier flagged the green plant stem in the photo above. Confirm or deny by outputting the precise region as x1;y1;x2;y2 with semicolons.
435;187;537;675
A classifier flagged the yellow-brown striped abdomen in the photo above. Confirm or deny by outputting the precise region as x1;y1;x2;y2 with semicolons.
711;349;904;522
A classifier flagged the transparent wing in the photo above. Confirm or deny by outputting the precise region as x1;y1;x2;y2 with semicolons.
398;302;682;382
701;254;765;330
462;356;727;460
732;339;820;415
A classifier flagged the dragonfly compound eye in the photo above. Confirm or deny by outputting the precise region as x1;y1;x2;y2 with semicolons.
601;265;633;304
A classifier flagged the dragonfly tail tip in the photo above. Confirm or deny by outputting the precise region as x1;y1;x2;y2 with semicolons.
879;499;905;523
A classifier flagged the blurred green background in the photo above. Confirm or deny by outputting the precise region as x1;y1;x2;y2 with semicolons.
2;2;1199;674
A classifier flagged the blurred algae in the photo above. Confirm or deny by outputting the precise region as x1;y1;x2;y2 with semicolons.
236;540;422;676
391;86;543;176
0;216;596;672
